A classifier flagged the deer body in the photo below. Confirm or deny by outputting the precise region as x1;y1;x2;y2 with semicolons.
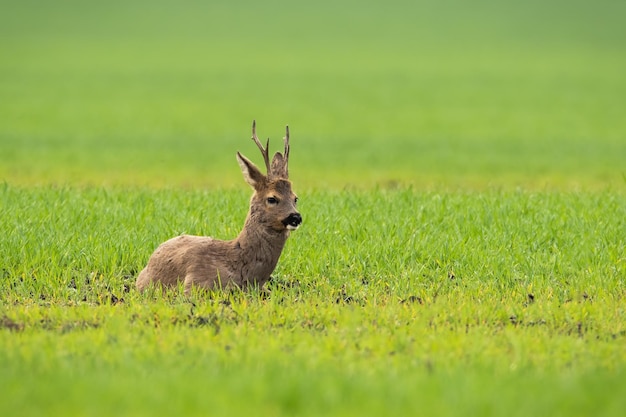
136;121;301;294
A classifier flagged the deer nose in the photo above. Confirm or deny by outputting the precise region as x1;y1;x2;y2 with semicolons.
283;213;302;229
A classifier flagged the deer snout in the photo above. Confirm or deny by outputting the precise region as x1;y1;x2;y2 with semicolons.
283;213;302;230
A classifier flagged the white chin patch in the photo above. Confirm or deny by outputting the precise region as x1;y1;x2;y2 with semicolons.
286;224;300;231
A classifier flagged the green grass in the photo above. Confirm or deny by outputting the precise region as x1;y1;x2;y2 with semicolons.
1;185;625;416
1;0;626;415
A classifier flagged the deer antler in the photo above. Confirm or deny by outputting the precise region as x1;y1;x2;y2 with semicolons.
282;125;290;178
269;124;290;179
251;120;271;175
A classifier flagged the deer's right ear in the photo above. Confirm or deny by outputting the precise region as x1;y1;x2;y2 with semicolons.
237;152;266;189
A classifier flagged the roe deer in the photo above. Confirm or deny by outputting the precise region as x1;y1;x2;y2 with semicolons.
136;121;302;294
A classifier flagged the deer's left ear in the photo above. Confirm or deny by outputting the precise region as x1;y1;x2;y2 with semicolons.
237;152;267;190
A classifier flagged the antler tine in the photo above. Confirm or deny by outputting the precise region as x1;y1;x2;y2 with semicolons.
283;125;290;176
251;120;271;175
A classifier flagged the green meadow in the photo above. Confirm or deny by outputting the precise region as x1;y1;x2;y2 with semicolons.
1;0;625;416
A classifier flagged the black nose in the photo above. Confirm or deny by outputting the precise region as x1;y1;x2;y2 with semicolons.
284;213;302;228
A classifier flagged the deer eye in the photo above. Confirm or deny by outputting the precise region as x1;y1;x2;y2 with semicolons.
294;197;299;204
267;197;278;205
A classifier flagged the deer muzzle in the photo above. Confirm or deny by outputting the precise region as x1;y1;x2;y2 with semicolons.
283;213;302;230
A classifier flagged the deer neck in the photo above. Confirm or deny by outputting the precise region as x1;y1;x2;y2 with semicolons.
234;217;289;262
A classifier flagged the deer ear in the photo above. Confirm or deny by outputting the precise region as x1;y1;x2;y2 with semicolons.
237;152;267;189
271;152;288;179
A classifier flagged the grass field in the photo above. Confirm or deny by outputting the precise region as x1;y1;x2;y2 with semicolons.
1;0;626;416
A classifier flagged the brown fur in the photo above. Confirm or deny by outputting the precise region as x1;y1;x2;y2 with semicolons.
136;122;301;294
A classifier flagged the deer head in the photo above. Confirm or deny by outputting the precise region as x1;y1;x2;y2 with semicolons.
236;120;302;233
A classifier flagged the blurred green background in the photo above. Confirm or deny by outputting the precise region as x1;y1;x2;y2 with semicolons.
1;0;625;188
